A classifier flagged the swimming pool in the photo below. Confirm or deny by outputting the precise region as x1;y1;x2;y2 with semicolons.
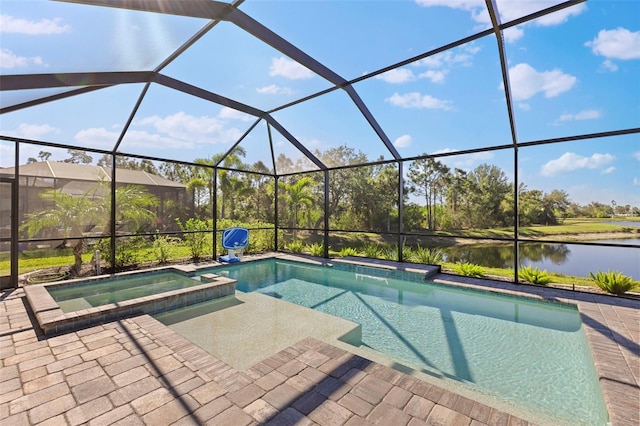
190;258;608;425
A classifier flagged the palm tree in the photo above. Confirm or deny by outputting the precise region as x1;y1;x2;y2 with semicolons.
279;177;315;239
21;188;104;273
216;147;247;218
186;177;207;217
21;184;157;274
112;185;158;232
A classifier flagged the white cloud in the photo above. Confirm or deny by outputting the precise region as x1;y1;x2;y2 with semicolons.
601;167;616;175
634;178;640;186
386;92;454;110
0;144;67;167
411;43;479;83
507;63;576;101
0;144;14;168
517;102;531;111
529;3;585;26
415;1;585;42
600;59;619;72
218;107;253;121
503;26;524;43
415;47;477;69
269;56;314;80
256;84;295;95
433;149;494;170
418;69;447;84
394;135;412;148
3;123;59;139
585;28;640;60
119;130;194;150
73;128;120;149
76;127;193;150
0;48;45;68
416;55;444;69
135;112;242;144
634;152;640;161
375;68;416;84
0;14;70;34
554;109;601;124
540;152;615;176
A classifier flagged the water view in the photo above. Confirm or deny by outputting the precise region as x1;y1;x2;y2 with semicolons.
441;239;640;280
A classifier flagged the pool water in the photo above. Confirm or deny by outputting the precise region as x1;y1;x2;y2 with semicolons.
202;259;608;425
48;271;200;312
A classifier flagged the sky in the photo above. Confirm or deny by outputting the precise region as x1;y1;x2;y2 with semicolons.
0;0;639;206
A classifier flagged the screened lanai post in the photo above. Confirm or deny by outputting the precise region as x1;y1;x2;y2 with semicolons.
267;123;278;254
274;176;279;252
267;122;277;176
10;144;19;288
323;171;329;259
486;0;520;285
110;154;117;272
398;161;404;264
514;147;520;284
213;170;218;261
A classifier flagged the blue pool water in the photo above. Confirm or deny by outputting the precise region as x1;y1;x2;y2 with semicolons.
48;271;200;312
203;259;608;425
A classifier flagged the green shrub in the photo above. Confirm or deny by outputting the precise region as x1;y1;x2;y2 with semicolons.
518;266;553;285
361;243;383;258
338;247;359;257
401;244;413;262
453;262;485;277
379;244;397;261
286;241;304;253
96;237;146;270
175;218;210;262
589;271;637;295
153;234;178;264
306;242;324;257
410;245;444;264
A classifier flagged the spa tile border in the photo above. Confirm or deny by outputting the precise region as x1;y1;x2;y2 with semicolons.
24;274;236;335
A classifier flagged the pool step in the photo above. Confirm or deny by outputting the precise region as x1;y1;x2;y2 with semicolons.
200;273;220;283
172;264;198;275
331;258;441;281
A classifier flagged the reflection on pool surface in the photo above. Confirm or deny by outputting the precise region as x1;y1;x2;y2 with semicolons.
193;259;608;426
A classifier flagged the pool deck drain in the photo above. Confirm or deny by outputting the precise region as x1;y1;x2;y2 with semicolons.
1;254;638;425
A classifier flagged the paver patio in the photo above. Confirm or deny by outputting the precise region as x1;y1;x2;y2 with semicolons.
1;263;638;426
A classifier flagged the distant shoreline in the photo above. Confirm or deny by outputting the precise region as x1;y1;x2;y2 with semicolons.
526;231;640;242
430;231;639;246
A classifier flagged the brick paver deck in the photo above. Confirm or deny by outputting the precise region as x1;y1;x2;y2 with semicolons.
1;267;638;426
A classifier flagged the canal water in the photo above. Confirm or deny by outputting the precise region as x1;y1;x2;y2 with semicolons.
440;238;640;280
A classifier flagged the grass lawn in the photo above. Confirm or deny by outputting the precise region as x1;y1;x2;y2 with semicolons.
3;217;637;291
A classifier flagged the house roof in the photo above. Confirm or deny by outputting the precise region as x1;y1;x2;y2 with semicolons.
0;161;185;189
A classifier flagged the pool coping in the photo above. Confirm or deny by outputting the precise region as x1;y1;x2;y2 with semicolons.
24;266;237;335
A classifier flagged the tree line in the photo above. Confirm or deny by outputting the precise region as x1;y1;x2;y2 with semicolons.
31;147;639;234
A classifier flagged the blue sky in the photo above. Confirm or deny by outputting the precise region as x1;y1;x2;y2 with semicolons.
1;0;639;206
